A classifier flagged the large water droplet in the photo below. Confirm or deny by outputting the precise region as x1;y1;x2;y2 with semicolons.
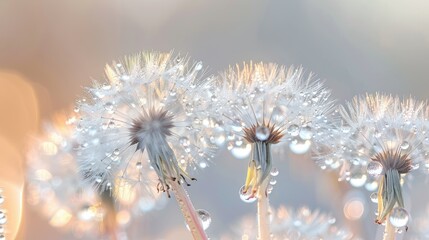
349;173;367;187
231;144;251;159
196;209;211;230
400;141;410;150
370;192;378;203
256;126;270;141
289;139;311;154
299;126;313;140
389;207;409;228
0;234;4;240
287;124;300;136
367;161;383;176
239;185;257;203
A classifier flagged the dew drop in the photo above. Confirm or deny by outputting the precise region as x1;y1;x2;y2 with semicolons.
400;141;410;150
231;144;251;159
0;226;3;233
194;62;203;71
0;196;3;205
196;209;211;230
270;168;279;177
74;106;80;113
289;139;311;154
269;179;277;185
255;126;270;141
349;173;367;187
389;207;409;228
367;161;383;176
0;234;4;240
370;192;378;203
239;185;257;203
95;178;102;183
136;162;143;169
287;124;300;136
0;212;6;225
179;137;190;147
113;148;120;155
299;126;313;140
341;125;351;134
104;102;114;112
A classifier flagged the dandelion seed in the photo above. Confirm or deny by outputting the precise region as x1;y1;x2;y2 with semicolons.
333;93;429;238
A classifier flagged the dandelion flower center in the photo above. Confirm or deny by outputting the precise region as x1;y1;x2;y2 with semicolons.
129;108;174;148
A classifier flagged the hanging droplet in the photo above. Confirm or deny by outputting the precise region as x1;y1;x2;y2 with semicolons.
0;226;3;234
95;177;102;183
299;126;313;140
287;124;300;136
370;192;378;203
239;185;257;203
289;139;311;154
269;179;277;185
0;234;4;240
231;144;251;159
255;126;270;141
389;207;409;228
73;106;80;113
196;209;211;230
400;141;410;150
270;168;279;177
367;161;383;176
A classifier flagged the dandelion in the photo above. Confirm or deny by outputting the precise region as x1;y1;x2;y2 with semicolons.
335;93;429;239
221;206;352;240
74;52;216;240
26;114;160;239
208;63;334;239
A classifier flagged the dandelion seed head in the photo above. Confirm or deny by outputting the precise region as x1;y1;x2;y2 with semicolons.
208;62;335;195
25;114;161;236
328;93;429;227
75;52;217;195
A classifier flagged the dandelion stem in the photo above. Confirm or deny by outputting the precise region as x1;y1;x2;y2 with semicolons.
257;179;271;240
168;180;208;240
383;214;395;240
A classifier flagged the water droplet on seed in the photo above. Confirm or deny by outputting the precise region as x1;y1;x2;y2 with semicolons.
287;124;300;136
400;141;410;150
256;126;270;141
367;161;383;176
389;207;409;228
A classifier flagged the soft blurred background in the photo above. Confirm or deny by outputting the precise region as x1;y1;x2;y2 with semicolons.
1;0;429;239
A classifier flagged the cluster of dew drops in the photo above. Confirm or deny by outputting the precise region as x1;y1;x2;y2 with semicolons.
0;189;5;240
238;168;280;203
